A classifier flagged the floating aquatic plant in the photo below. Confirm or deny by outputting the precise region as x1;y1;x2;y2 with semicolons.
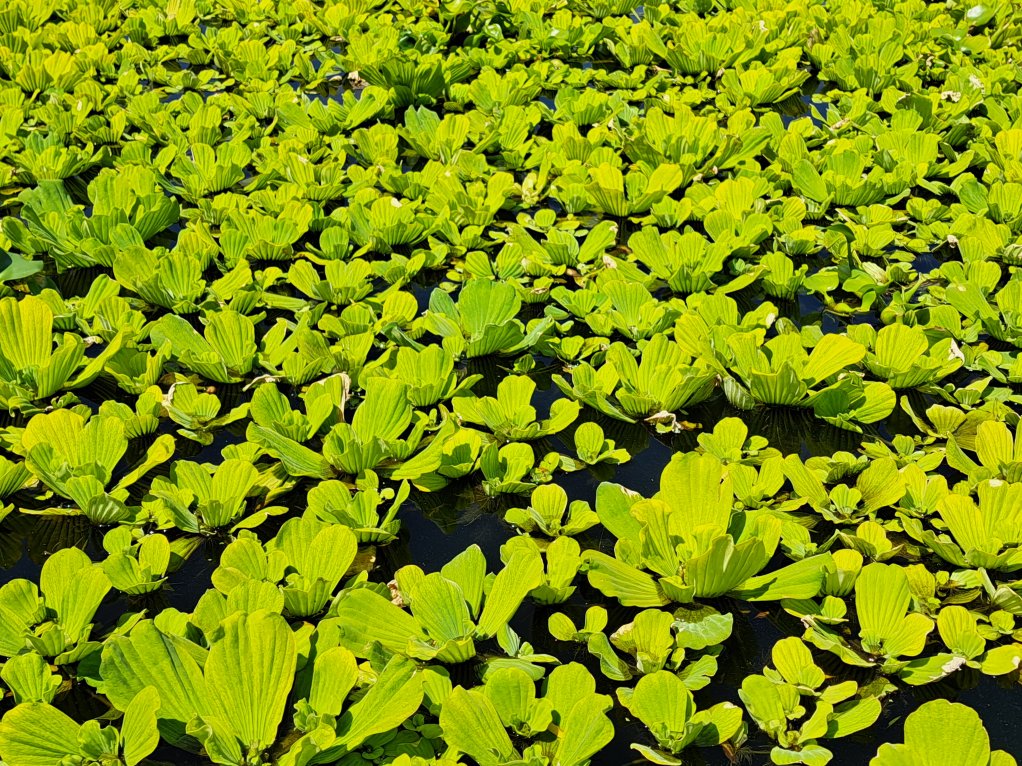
0;0;1019;763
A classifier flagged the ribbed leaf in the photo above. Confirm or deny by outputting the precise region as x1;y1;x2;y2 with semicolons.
0;703;80;766
688;535;769;599
594;482;643;547
771;637;825;689
0;580;42;656
782;455;830;508
557;688;615;766
476;550;545;637
308;646;358;718
936;608;984;662
440;545;487;619
272;517;356;591
458;279;521;336
870;699;1002;766
803;334;865;385
0;295;52;372
149;315;216;360
204;310;256;375
100;621;209;749
0;654;60;705
872;324;928;373
857;563;933;658
333;587;422;655
627;671;695;735
976;420;1015;472
582;551;669;607
333;656;423;751
410;573;474;644
439;687;515;766
657;452;733;533
729;554;830;601
204;610;296;752
352;377;412;442
121;687;161;766
247;425;333;479
739;674;786;735
482;667;536;729
857;458;904;512
39;547;110;644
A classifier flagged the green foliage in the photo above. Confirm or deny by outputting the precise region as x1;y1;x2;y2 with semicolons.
0;0;1020;763
17;409;174;524
622;671;743;764
454;375;579;442
439;664;613;766
871;700;1016;766
740;637;881;765
0;548;110;665
333;544;544;664
582;453;832;605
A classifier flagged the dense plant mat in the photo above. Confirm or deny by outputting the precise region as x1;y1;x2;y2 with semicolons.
0;0;1022;763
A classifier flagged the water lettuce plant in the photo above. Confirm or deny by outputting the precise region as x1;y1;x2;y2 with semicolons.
740;637;881;765
582;453;832;605
438;664;613;766
0;295;123;413
332;544;542;664
17;409;174;524
0;687;161;766
0;547;110;666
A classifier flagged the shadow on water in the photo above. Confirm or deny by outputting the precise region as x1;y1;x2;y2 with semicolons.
776;78;830;129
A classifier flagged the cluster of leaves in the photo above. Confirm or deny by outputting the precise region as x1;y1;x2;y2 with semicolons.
0;0;1021;763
